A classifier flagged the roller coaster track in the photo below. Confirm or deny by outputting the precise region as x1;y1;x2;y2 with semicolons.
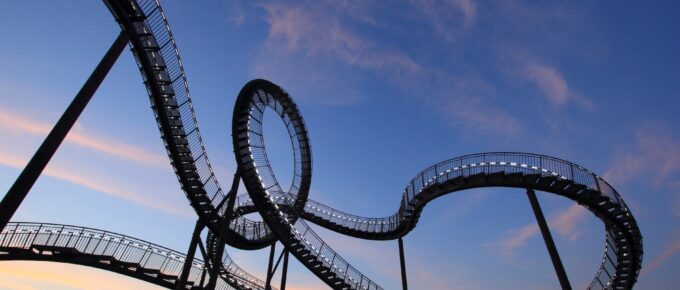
229;82;642;290
0;0;642;289
0;222;267;290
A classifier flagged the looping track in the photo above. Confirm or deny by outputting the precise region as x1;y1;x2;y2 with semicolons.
231;82;642;289
0;0;642;289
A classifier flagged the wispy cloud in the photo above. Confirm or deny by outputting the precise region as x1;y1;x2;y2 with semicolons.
411;0;477;41
437;191;490;221
521;61;592;109
523;62;570;106
262;3;421;76
0;151;191;218
604;122;680;187
446;96;522;136
0;108;168;169
253;2;525;137
407;254;484;290
643;236;680;275
494;204;588;258
0;261;162;290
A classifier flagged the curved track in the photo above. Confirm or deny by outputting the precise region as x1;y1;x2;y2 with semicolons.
102;1;383;288
0;222;267;290
230;82;642;290
233;154;642;289
1;0;641;289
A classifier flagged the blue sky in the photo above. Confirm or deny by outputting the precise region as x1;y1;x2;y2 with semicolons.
1;1;679;289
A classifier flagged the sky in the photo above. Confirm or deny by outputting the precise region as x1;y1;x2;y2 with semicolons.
0;0;679;289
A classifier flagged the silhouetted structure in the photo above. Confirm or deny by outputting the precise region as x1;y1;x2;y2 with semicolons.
0;0;642;289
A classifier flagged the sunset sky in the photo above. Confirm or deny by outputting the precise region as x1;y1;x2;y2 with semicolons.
1;1;679;289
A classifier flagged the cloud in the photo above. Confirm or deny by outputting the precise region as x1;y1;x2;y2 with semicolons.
411;0;477;42
0;261;162;290
446;96;522;136
437;191;490;221
253;2;525;139
407;254;484;290
495;204;588;258
523;62;570;106
604;122;680;187
550;204;588;240
497;222;539;258
261;3;421;77
674;193;680;218
643;236;680;275
0;108;168;170
454;0;478;28
0;151;192;218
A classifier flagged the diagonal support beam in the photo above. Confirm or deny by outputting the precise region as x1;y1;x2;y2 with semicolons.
398;237;408;290
0;31;130;231
206;171;241;289
526;188;572;290
265;242;277;290
280;249;289;290
176;219;206;290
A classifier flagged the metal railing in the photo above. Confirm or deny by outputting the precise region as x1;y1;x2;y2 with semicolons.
0;222;265;290
278;152;630;235
106;0;270;245
237;152;636;289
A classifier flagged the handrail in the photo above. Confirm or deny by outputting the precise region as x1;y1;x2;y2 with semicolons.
0;222;265;290
230;152;640;289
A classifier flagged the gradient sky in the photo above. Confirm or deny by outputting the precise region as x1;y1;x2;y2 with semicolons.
1;1;679;289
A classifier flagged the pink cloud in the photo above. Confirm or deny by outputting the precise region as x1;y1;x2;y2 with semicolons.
0;108;168;170
604;122;680;187
454;0;478;28
498;222;540;257
0;261;162;290
643;236;680;275
674;193;680;218
495;204;588;258
523;62;570;106
447;96;522;136
550;204;588;240
411;0;477;42
262;3;421;76
406;254;485;290
0;151;191;218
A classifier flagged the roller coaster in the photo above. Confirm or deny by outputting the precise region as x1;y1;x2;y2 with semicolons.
0;1;642;289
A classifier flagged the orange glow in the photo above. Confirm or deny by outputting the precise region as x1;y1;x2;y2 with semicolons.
0;261;163;290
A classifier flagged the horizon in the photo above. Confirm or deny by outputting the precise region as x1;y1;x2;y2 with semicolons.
1;1;679;289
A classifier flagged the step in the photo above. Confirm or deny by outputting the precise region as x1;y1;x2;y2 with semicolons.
30;245;80;255
551;179;572;190
504;172;523;183
521;173;541;184
564;183;586;194
536;176;557;187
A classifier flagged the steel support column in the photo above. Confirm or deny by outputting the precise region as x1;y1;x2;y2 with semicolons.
280;249;289;290
206;171;241;289
265;242;277;290
0;31;130;230
398;237;408;290
526;188;572;290
176;219;206;290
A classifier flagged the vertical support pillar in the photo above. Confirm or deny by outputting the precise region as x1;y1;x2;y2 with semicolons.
0;31;130;230
280;249;289;290
526;188;572;290
206;171;241;289
265;242;277;290
398;237;408;290
176;219;205;290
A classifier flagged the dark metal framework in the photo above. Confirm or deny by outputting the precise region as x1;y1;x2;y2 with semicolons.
0;0;642;289
0;222;266;290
